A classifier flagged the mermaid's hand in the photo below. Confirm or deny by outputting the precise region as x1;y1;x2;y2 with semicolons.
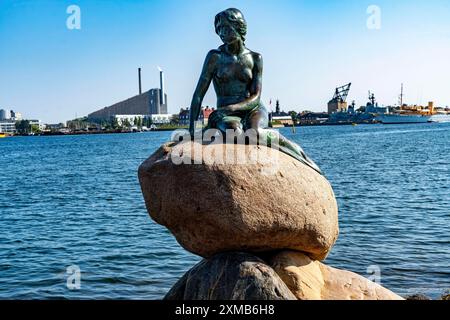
221;104;239;113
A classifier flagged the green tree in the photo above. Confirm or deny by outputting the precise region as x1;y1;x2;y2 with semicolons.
123;118;131;128
15;120;30;134
111;118;119;129
288;111;298;124
170;114;180;125
31;124;40;134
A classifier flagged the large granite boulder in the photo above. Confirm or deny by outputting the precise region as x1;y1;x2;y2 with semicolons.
164;252;296;300
138;141;339;260
270;251;404;300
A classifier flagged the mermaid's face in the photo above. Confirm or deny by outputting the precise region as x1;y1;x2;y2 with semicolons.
216;19;240;44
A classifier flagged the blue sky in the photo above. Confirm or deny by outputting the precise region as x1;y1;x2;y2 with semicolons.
1;0;450;123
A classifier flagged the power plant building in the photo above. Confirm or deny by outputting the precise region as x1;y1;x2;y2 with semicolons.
88;69;168;121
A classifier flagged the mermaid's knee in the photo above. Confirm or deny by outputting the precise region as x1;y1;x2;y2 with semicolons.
245;108;269;130
218;117;243;134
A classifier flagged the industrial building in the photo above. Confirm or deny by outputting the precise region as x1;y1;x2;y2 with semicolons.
87;68;168;122
328;83;351;114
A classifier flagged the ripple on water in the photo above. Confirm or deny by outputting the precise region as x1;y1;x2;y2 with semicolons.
0;125;449;299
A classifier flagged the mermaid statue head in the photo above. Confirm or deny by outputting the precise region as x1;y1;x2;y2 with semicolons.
214;8;247;44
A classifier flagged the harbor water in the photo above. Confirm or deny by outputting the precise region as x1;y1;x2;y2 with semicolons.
0;123;449;299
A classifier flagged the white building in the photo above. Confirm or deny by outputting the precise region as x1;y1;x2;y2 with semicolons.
11;111;22;121
45;123;66;130
0;121;16;133
148;114;173;124
113;114;173;126
28;120;45;131
0;119;44;134
113;115;146;126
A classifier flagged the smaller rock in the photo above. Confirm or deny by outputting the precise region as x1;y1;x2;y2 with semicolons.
164;272;189;301
164;252;296;300
441;293;450;301
405;294;431;300
270;251;404;300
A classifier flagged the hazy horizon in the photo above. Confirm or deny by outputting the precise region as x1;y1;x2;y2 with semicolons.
1;0;450;123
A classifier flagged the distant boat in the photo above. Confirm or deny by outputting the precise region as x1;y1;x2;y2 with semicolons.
375;84;432;124
0;128;7;138
429;113;450;123
376;114;431;124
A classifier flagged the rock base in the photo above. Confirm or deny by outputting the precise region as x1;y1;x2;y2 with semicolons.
164;252;296;300
165;251;404;300
270;251;404;300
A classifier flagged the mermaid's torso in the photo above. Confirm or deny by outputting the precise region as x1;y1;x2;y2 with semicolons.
212;47;255;109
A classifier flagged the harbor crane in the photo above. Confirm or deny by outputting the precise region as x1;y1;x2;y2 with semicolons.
328;83;352;114
331;83;352;103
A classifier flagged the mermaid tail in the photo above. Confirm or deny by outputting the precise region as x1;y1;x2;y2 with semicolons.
204;103;323;175
262;128;322;174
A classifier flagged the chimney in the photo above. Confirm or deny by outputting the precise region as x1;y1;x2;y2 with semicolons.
138;68;142;95
428;101;434;114
159;69;165;105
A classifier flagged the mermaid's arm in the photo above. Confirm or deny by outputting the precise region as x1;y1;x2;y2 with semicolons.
226;52;263;112
189;50;218;135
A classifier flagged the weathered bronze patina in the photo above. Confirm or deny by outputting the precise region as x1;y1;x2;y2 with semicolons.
189;8;321;173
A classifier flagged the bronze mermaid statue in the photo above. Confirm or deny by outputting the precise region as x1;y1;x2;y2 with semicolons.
189;8;322;174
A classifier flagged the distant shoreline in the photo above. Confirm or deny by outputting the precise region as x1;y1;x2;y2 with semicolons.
5;121;440;137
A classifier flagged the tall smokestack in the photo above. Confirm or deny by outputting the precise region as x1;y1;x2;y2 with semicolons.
138;68;142;95
159;67;165;105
